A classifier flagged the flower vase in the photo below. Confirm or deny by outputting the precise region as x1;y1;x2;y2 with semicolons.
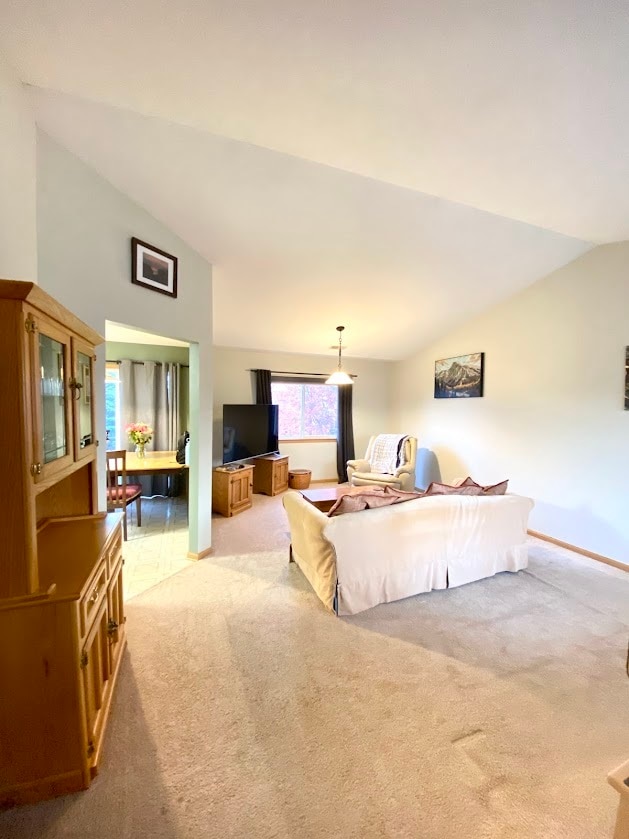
135;442;146;459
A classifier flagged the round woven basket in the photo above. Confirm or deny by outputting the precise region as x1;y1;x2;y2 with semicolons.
288;469;312;490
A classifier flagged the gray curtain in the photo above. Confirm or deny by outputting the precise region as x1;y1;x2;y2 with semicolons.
119;360;182;496
336;383;355;483
254;369;272;404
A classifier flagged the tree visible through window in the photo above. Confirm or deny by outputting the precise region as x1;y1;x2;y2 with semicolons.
271;382;338;439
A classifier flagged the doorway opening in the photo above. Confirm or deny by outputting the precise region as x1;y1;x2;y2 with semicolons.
105;320;192;599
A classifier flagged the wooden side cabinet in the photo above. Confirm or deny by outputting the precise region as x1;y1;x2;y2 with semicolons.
252;455;289;496
212;466;254;517
0;279;125;809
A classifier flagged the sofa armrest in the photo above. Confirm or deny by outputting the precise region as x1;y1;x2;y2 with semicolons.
394;464;414;476
347;458;370;471
282;492;338;611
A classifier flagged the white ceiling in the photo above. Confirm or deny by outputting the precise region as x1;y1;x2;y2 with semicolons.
106;322;189;348
2;1;625;358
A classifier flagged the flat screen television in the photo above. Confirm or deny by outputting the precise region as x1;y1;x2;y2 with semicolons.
222;404;279;464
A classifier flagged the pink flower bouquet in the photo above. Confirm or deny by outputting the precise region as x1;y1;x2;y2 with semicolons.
126;422;153;446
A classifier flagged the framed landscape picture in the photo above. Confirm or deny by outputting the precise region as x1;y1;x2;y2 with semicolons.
434;352;484;399
131;237;178;298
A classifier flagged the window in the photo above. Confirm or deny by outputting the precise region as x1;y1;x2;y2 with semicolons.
271;381;338;439
105;363;121;449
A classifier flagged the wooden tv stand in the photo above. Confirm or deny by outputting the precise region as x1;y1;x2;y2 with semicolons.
252;454;289;496
212;465;254;517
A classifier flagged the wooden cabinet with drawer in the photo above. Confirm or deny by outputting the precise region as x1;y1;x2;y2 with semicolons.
0;514;126;807
0;279;126;809
252;454;289;496
212;465;254;517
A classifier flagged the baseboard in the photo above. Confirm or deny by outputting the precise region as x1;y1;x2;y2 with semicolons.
0;769;87;810
310;478;340;485
528;529;628;573
187;546;213;561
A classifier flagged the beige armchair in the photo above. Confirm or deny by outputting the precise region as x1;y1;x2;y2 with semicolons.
347;435;417;492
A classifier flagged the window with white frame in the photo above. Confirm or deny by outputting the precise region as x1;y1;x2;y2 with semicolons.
271;381;338;440
105;363;121;449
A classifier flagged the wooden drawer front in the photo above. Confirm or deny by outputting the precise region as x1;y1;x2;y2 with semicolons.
80;563;107;636
107;527;123;577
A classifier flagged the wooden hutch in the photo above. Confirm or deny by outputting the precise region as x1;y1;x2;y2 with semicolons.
0;280;125;808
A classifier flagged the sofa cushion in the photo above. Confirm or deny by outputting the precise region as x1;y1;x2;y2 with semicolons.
328;485;424;517
453;476;480;487
425;482;484;496
443;477;509;495
481;479;509;495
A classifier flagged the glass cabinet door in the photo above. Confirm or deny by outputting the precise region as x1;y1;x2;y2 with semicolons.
39;333;69;464
73;344;96;460
28;312;74;481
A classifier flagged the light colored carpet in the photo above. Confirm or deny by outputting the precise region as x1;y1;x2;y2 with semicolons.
2;498;629;837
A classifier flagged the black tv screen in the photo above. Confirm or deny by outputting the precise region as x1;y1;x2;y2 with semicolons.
222;404;279;464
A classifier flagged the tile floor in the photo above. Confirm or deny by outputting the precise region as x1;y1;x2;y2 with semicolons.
121;483;315;600
123;496;193;600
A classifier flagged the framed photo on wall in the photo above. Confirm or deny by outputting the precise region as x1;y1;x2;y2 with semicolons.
131;237;178;298
434;352;484;398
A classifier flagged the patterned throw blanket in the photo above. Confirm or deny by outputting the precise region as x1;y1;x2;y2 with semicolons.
369;434;408;474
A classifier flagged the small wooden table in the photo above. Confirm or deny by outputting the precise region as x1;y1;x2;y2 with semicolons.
300;485;352;513
125;450;187;478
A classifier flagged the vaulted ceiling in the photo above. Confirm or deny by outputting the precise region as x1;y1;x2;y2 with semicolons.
2;1;626;358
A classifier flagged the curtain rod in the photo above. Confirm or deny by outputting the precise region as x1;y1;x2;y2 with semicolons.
107;359;190;368
248;368;357;379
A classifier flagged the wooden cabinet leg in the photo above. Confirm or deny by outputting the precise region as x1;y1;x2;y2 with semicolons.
609;760;629;839
613;796;629;839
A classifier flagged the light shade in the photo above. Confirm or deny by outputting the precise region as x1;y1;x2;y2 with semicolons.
326;370;353;385
326;325;353;385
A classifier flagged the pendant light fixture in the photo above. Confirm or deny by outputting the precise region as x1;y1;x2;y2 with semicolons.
326;325;353;385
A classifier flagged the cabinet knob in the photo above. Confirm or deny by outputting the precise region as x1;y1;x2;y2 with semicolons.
107;618;119;637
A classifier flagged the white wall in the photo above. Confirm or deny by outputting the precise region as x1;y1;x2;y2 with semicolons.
37;132;213;555
393;242;629;565
213;347;394;480
0;56;37;280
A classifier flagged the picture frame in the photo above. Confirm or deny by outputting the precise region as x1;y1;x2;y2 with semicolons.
434;352;484;399
131;237;178;298
625;347;628;410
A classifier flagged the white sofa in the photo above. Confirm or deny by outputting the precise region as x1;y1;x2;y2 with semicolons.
283;491;534;615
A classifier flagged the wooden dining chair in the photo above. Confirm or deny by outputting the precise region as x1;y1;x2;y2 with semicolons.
106;450;142;540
